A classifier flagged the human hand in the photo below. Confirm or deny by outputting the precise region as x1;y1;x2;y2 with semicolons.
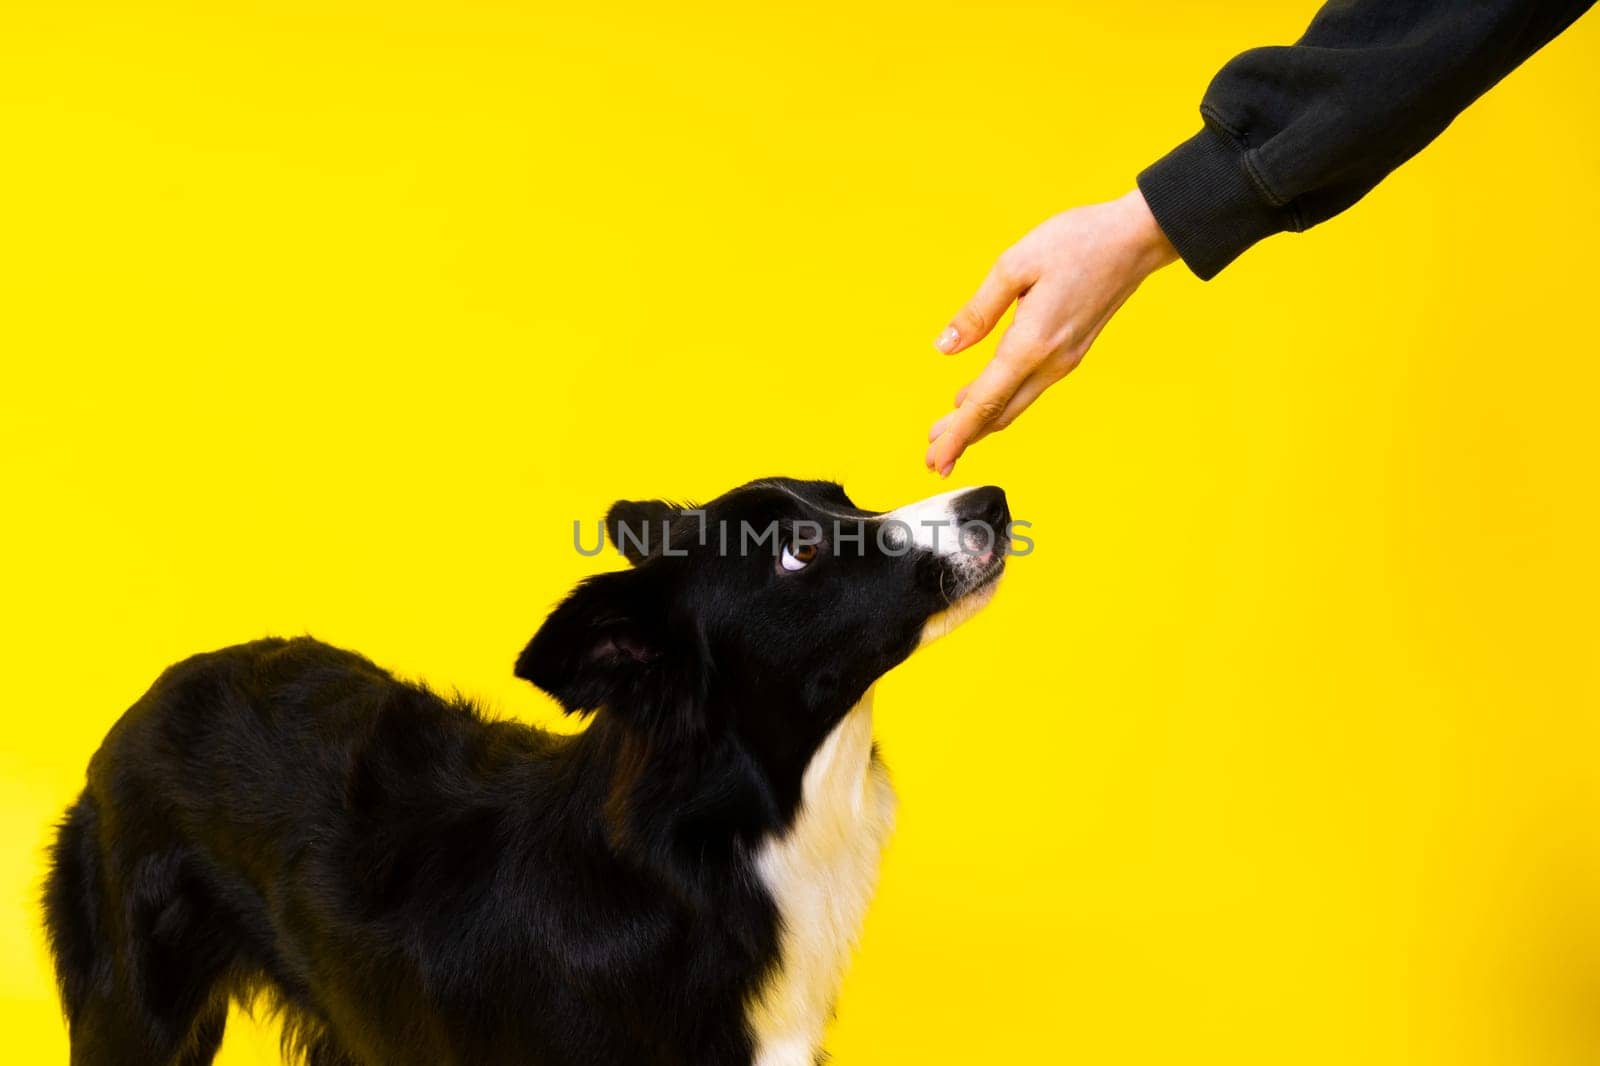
926;188;1178;476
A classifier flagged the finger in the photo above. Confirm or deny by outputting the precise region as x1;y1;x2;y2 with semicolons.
963;365;1058;449
952;295;1112;457
925;364;1056;469
926;334;1039;475
934;255;1032;355
925;382;972;444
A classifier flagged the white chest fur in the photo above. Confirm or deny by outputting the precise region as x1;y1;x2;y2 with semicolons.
746;692;897;1066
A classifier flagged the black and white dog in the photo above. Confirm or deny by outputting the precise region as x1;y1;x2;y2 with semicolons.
44;478;1011;1066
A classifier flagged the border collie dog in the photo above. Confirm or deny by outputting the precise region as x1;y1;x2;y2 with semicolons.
44;478;1010;1066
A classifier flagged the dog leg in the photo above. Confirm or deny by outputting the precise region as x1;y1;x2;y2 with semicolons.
46;797;238;1066
173;1000;227;1066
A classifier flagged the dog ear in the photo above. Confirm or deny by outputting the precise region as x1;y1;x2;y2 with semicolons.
514;567;679;715
606;499;681;565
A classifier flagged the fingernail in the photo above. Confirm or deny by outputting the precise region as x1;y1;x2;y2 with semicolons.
939;462;954;479
934;327;959;353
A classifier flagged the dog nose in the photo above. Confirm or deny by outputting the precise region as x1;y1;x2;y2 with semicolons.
955;485;1010;536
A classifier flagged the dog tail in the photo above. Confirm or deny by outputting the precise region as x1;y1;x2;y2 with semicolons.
42;794;104;1023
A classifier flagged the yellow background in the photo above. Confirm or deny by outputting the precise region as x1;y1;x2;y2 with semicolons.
4;2;1599;1063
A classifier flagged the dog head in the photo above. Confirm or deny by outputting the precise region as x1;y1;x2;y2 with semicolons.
516;478;1011;746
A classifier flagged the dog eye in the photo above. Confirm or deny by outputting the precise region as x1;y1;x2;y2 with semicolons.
779;541;818;572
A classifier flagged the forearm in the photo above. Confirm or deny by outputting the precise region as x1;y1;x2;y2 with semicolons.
1139;0;1595;279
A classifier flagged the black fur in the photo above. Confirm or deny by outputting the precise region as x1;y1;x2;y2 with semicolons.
42;478;1009;1065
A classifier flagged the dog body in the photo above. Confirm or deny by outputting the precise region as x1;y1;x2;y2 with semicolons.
44;479;1009;1065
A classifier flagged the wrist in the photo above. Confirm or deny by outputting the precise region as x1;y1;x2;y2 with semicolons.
1115;188;1179;276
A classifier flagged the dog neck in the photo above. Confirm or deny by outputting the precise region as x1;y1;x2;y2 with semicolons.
745;689;897;1066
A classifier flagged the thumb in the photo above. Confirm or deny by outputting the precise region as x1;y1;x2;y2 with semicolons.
935;256;1031;355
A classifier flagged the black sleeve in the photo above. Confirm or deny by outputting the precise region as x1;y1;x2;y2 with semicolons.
1136;0;1594;280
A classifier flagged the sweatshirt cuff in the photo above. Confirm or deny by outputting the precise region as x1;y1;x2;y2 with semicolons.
1136;127;1289;281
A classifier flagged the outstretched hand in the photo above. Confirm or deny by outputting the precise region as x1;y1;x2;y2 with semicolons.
926;189;1178;476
